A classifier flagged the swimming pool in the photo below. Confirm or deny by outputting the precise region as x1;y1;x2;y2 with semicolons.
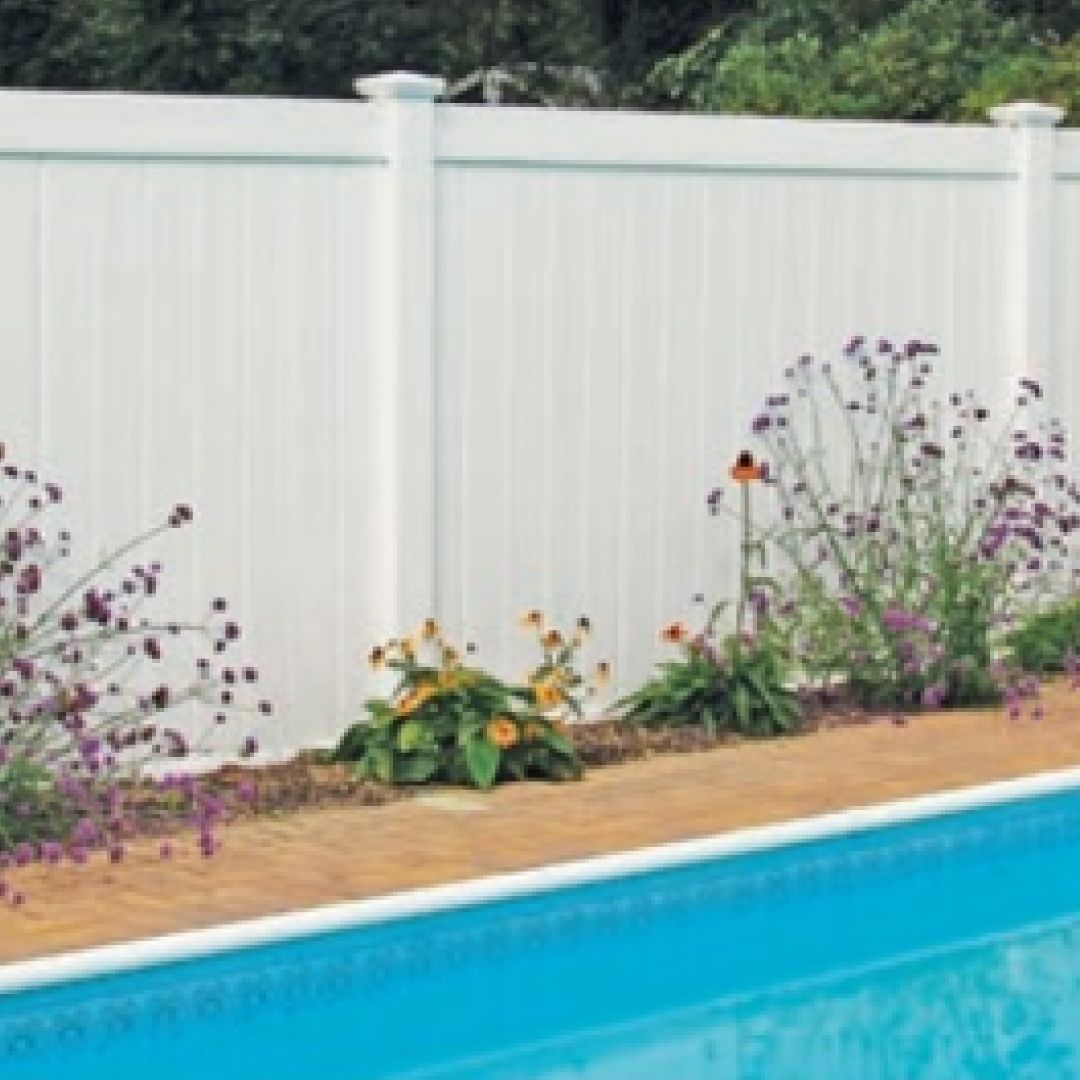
5;772;1080;1079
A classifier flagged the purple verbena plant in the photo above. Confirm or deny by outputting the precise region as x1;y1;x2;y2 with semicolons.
0;446;270;905
710;337;1080;712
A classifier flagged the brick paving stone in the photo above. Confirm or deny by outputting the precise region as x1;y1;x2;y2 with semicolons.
3;684;1080;964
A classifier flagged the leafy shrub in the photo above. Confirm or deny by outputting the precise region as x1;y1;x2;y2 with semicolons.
724;337;1080;710
648;0;1032;122
333;616;609;789
961;37;1080;127
618;621;801;736
0;447;268;902
1007;597;1080;675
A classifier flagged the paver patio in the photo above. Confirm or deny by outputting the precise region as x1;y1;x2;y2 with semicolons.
4;684;1080;965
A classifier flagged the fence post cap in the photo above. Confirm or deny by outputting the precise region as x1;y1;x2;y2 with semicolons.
354;71;445;102
988;101;1065;128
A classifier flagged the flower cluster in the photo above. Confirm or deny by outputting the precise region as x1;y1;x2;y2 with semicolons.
336;616;609;788
0;447;270;905
519;610;610;715
732;336;1080;709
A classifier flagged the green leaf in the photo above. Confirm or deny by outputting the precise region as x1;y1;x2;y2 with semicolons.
394;753;439;784
397;720;426;751
332;722;372;762
464;738;501;789
733;683;751;729
366;747;394;783
365;699;395;725
542;730;575;757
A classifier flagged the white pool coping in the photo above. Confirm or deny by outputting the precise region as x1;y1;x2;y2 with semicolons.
3;764;1080;997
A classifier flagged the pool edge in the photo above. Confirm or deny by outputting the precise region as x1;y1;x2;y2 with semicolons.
4;764;1080;995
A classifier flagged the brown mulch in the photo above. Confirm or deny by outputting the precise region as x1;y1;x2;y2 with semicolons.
205;753;404;816
163;699;886;823
569;720;733;767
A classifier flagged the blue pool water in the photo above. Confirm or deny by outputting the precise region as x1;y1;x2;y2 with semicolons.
6;789;1080;1078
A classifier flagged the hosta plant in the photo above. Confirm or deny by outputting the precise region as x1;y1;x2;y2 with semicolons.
618;618;801;736
712;337;1080;710
0;447;269;905
333;615;609;789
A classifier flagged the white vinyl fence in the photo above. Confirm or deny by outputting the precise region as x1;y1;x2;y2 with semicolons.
0;74;1078;756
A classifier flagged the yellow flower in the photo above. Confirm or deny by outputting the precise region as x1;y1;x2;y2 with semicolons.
533;680;563;710
542;628;563;650
419;618;440;641
400;636;417;659
368;645;387;669
519;609;544;629
441;645;460;666
487;716;519;749
394;681;437;716
594;660;611;684
438;667;461;691
660;622;688;644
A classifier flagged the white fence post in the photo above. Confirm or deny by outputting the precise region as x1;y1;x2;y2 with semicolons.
989;101;1064;387
355;71;445;641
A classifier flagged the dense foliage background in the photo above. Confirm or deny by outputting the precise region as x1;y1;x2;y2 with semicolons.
0;0;1077;121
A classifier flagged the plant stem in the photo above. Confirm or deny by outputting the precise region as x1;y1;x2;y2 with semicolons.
737;482;751;635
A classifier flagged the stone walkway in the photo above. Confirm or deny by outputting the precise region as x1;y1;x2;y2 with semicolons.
4;684;1080;964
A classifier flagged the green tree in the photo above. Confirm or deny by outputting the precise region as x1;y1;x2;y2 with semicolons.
0;0;78;87
591;0;741;101
649;0;1039;122
830;0;1029;120
961;35;1080;125
0;0;602;99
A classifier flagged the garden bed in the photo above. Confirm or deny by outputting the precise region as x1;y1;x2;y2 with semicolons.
4;684;1080;965
162;699;880;821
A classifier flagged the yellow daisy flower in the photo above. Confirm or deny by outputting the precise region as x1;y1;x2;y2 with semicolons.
533;680;563;710
487;716;519;749
394;680;437;717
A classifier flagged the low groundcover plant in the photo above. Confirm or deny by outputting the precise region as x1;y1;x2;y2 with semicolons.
333;615;610;788
1007;596;1080;676
0;445;269;905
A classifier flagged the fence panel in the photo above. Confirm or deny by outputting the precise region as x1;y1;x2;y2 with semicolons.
0;82;1076;755
432;108;1016;696
0;93;387;756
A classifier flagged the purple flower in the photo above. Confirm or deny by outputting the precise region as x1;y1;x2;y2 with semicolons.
882;606;915;633
839;595;862;618
72;817;99;845
920;684;945;709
